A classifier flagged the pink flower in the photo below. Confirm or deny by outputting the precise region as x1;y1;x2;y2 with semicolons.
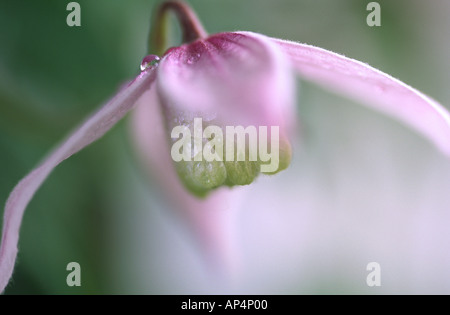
1;0;450;293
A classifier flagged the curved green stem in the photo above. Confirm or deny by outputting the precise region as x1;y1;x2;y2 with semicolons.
149;0;208;56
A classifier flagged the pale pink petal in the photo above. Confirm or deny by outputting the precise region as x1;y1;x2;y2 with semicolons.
129;88;243;272
272;38;450;155
157;31;296;131
0;68;157;293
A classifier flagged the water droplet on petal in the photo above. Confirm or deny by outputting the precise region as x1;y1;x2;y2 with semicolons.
140;55;160;71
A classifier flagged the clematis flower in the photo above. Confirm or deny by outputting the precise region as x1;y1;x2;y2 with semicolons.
1;0;450;293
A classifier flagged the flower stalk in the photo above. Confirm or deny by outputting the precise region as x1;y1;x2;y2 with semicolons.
149;0;208;55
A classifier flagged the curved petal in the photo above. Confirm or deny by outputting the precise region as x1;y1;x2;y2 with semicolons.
129;88;243;273
273;38;450;155
0;68;157;293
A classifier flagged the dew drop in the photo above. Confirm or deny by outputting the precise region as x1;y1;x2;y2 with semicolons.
140;55;160;71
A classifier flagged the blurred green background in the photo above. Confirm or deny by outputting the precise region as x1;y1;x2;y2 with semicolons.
1;0;449;294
